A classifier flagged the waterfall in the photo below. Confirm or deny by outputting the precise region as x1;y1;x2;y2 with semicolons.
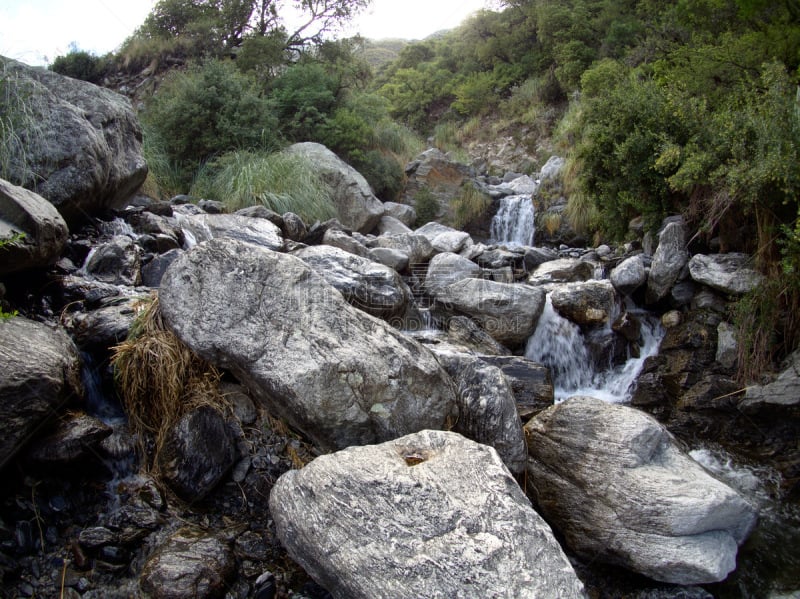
525;296;664;403
490;195;535;246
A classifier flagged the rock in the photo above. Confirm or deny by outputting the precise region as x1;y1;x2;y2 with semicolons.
269;429;585;599
433;278;546;348
377;215;412;236
539;155;565;180
0;178;69;275
368;247;408;272
174;212;283;251
84;235;142;286
158;406;237;502
293;245;411;320
529;258;595;285
661;310;683;328
26;413;112;466
525;396;757;584
550;280;618;327
0;317;82;469
382;201;416;227
281;212;307;242
219;382;258;426
321;227;370;258
522;246;558;271
403;148;474;219
142;249;183;288
370;232;436;266
140;528;235;599
646;220;689;304
0;58;147;225
64;297;143;349
716;321;738;370
688;253;764;295
741;349;800;410
446;315;511;356
79;526;117;551
285;142;384;234
159;238;457;452
424;252;481;296
479;355;554;420
415;222;473;254
610;255;647;296
234;205;284;227
473;247;524;270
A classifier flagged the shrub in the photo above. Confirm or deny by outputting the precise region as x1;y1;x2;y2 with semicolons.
353;150;405;202
414;187;440;226
449;184;491;229
50;49;108;83
190;150;337;223
270;62;339;142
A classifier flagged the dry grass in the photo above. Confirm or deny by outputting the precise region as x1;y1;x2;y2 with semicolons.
111;296;224;472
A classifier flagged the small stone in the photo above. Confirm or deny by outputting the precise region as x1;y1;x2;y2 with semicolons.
662;310;682;328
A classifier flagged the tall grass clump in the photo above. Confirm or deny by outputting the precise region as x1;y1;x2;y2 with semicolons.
191;150;337;223
111;296;225;472
449;184;491;229
371;120;424;162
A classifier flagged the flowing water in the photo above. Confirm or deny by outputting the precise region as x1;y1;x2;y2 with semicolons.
524;295;664;403
490;195;535;246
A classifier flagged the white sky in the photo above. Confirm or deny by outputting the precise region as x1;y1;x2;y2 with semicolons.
0;0;493;67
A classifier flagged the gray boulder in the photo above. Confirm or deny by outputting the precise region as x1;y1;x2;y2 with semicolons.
142;249;184;288
0;317;82;469
140;528;235;599
269;429;586;599
610;255;647;296
741;349;800;410
0;58;147;225
433;278;546;347
525;396;757;585
174;212;283;251
403;148;474;218
281;211;307;242
370;232;436;266
158;406;237;502
159;238;457;452
285;142;384;234
446;315;511;356
415;221;473;254
84;235;142;286
64;296;143;349
322;227;370;258
377;215;413;236
424;252;481;295
688;253;764;295
368;246;409;272
479;355;554;420
646;220;689;304
293;244;412;320
382;201;417;226
529;258;595;285
550;280;618;326
0;178;68;275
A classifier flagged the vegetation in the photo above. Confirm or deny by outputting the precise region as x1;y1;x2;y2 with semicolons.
450;185;491;229
49;45;108;83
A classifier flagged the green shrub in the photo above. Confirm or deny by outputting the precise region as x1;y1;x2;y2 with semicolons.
50;49;108;83
449;185;491;229
414;187;440;226
190;150;337;223
353;150;405;202
270;62;338;142
141;59;278;188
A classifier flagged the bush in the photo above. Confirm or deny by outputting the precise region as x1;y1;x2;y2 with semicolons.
270;62;339;142
50;49;107;83
141;59;278;188
190;150;337;223
449;184;491;229
353;150;405;202
414;187;440;226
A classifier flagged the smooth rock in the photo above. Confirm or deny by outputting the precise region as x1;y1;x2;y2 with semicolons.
688;253;764;296
479;355;554;420
142;249;183;288
270;429;585;599
368;247;409;272
415;221;473;254
424;252;481;296
377;215;412;236
741;349;800;410
174;212;283;251
370;233;436;266
550;280;618;326
26;413;111;466
610;255;646;296
64;297;143;349
84;236;141;286
321;227;370;258
529;258;595;285
646;220;689;304
382;201;416;227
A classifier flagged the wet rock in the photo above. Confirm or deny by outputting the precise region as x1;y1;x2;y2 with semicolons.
321;227;370;258
369;232;436;266
0;317;82;469
525;397;757;584
293;245;411;320
529;258;595;285
522;246;558;271
159;238;457;452
64;296;144;349
141;249;183;288
270;429;585;599
85;236;142;286
424;252;481;296
285;142;384;234
0;58;147;225
377;215;412;236
26;413;112;466
432;278;546;348
175;212;283;251
415;221;473;254
79;527;117;551
382;201;416;227
281;212;307;242
479;355;554;420
550;280;618;327
368;246;408;272
646;220;689;304
472;247;524;270
0;178;69;275
688;253;764;296
610;255;646;297
139;528;235;599
446;315;511;356
158;406;236;502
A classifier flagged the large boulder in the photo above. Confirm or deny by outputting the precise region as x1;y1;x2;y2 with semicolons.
159;238;457;452
382;201;416;227
403;148;474;220
524;396;757;585
284;142;383;234
741;349;800;411
433;278;546;348
415;221;473;254
646;220;689;304
424;252;481;295
269;429;586;599
688;253;764;296
0;317;82;469
0;178;68;275
610;254;647;297
479;355;554;420
550;280;618;327
0;58;147;225
369;232;436;266
84;235;142;286
292;244;412;321
174;212;283;251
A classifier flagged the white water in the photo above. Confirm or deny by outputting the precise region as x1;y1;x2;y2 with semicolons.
490;195;535;246
525;296;664;403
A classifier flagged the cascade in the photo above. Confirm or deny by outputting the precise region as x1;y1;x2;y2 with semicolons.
490;195;535;246
525;296;664;403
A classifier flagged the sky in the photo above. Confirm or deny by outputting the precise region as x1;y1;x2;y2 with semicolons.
0;0;493;67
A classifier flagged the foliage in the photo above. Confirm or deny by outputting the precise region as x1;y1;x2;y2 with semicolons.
413;187;440;227
141;59;278;188
352;149;405;201
190;150;337;223
49;47;108;83
270;61;338;141
0;232;25;320
449;185;491;229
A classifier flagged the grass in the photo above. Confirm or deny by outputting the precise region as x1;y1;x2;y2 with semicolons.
190;150;338;223
111;296;225;473
371;119;425;162
449;184;491;229
540;212;563;237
